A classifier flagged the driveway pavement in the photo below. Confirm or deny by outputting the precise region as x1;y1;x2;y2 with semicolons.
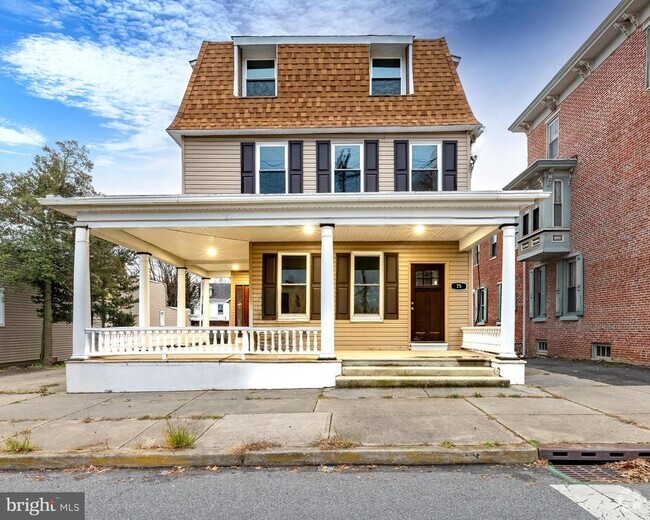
0;363;648;458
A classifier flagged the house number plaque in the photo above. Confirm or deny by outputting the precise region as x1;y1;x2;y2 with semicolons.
450;283;467;290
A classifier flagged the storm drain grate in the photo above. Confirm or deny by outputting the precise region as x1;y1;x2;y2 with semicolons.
548;464;622;484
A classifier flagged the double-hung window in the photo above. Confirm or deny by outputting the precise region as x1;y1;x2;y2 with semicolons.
475;287;487;325
490;235;498;259
557;254;584;318
245;60;276;97
352;253;382;320
473;245;480;266
333;144;362;193
257;143;287;194
410;143;440;191
553;180;563;227
371;58;402;95
279;253;309;319
532;207;540;232
547;117;559;159
530;265;546;319
522;212;530;236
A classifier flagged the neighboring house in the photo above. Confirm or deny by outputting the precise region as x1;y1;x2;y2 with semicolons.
0;284;72;365
43;34;545;392
133;280;189;327
474;0;650;365
190;281;230;325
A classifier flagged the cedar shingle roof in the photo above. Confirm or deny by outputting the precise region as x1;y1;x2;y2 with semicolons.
168;39;479;131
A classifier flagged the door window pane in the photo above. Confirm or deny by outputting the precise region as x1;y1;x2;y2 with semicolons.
334;145;361;193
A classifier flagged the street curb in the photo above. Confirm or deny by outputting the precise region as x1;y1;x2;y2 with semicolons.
0;445;537;470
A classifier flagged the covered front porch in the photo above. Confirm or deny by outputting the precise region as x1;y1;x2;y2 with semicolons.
43;192;547;392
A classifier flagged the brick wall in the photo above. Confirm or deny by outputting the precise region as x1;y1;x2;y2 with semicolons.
477;26;650;365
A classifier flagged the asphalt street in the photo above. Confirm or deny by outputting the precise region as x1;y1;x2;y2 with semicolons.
1;465;649;519
527;358;650;386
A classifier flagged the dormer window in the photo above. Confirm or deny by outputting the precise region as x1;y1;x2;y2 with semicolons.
245;59;276;97
371;58;403;95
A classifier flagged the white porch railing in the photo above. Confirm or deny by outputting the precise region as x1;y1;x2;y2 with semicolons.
85;327;321;360
461;326;502;355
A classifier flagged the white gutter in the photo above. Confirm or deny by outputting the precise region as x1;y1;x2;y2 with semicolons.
231;35;414;46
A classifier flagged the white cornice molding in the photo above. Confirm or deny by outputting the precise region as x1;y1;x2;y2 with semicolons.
231;35;414;46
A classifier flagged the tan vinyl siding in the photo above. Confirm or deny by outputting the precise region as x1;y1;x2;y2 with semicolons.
229;270;250;326
184;132;470;194
250;242;470;350
0;286;72;364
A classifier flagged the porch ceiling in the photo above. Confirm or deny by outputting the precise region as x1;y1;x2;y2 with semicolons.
93;224;495;276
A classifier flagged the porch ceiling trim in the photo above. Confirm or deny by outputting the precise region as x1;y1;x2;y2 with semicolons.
41;191;548;228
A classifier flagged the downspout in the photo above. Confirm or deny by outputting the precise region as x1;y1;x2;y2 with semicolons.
522;260;527;357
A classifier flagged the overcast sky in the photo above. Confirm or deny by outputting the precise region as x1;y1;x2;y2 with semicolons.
0;0;616;193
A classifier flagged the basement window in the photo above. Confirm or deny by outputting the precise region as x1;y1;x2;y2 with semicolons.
535;339;548;355
592;343;612;361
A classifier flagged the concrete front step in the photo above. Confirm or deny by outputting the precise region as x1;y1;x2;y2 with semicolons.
341;366;498;377
341;359;492;368
335;375;510;388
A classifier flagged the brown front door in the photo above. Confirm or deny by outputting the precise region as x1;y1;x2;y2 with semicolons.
235;285;249;327
411;264;445;342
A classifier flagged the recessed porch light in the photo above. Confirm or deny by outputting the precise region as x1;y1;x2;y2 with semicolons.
414;225;426;235
232;264;239;271
303;225;315;235
206;246;217;257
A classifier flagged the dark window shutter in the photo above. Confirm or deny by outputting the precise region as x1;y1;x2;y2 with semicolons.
364;140;379;192
262;254;277;320
575;254;584;316
394;140;409;191
335;253;350;319
384;253;399;319
241;142;255;194
311;254;321;320
288;141;303;194
316;140;331;193
528;268;535;318
442;140;458;191
555;262;564;317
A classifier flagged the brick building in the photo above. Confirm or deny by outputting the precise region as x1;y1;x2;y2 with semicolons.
474;0;650;364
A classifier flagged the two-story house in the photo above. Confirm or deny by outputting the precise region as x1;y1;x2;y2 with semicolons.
42;35;545;392
473;0;650;365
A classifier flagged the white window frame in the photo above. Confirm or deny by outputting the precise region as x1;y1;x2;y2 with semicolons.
370;56;406;96
535;339;548;355
243;58;277;97
277;252;310;322
256;142;288;195
592;343;611;361
553;179;563;227
475;287;487;325
409;141;442;192
547;116;559;159
332;143;364;193
350;252;384;322
0;288;5;327
489;235;498;259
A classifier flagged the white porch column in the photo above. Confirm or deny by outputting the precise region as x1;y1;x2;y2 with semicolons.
72;226;91;359
319;224;335;359
138;253;151;328
201;278;211;327
176;267;187;327
499;225;517;359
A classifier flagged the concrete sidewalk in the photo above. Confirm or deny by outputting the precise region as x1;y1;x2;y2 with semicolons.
0;365;649;467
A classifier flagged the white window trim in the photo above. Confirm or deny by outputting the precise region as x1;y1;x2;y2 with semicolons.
350;252;384;322
475;287;487;325
370;56;406;96
409;141;442;192
489;235;498;259
256;142;288;195
277;252;310;322
0;288;5;327
243;58;277;97
331;143;364;193
547;115;559;159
